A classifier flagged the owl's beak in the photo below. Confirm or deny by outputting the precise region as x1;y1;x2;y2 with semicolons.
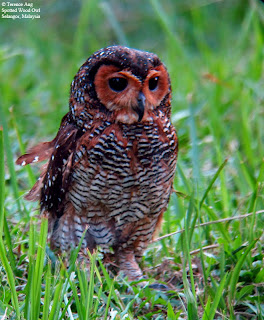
134;92;145;122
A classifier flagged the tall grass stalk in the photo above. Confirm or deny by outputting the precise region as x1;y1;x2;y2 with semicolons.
0;127;4;237
0;127;20;319
0;108;22;214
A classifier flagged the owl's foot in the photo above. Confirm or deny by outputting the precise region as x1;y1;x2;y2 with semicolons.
117;250;144;281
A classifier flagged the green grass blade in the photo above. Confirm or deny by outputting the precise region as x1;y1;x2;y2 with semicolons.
229;239;258;307
150;0;193;76
43;262;52;320
59;272;75;320
86;251;96;319
100;2;129;45
48;278;64;320
104;281;114;320
60;295;75;320
181;221;198;320
0;127;4;237
68;227;88;274
201;295;211;320
98;259;123;309
24;220;35;318
177;164;192;193
0;107;22;213
93;284;103;315
216;146;229;216
199;158;228;209
249;186;258;244
86;273;94;319
69;274;84;320
73;0;102;61
202;273;228;320
182;265;198;320
10;107;35;187
3;216;16;271
31;217;48;319
204;206;231;243
76;267;88;311
236;151;255;190
167;301;178;319
188;98;200;181
0;239;20;319
186;194;197;247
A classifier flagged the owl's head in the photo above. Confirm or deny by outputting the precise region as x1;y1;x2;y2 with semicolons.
70;46;171;125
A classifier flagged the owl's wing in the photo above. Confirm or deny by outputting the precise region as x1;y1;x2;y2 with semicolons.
16;141;55;167
16;113;82;217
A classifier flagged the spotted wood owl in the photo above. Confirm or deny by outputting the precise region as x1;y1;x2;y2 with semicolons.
17;46;178;281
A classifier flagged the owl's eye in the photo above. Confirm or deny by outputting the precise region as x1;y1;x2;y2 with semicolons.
108;77;128;92
149;76;159;91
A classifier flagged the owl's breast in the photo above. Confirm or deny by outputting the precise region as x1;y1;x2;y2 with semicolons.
68;118;177;226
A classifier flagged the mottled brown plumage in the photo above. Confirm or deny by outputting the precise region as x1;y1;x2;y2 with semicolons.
17;46;178;280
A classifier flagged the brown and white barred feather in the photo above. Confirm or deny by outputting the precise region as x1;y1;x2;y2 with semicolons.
17;46;178;281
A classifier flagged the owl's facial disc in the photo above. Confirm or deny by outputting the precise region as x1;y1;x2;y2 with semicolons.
94;64;169;124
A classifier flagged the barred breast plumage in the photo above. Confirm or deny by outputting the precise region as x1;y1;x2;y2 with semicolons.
17;46;178;281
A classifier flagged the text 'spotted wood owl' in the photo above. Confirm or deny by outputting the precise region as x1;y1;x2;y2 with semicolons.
17;46;178;281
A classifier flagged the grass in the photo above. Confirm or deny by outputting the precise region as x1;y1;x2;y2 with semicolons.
0;0;264;319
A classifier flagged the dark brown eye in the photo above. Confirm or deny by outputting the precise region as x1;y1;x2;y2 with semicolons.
149;76;159;91
108;77;128;92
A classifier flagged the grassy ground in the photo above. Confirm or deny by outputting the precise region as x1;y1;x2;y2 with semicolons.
0;0;264;319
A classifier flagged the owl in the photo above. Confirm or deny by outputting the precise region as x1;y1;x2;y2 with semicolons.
17;46;178;281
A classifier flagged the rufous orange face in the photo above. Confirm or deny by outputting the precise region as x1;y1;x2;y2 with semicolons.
94;64;170;124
